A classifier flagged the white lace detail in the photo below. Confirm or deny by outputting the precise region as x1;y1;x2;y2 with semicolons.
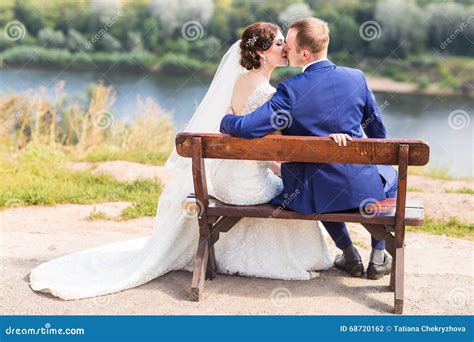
240;82;276;114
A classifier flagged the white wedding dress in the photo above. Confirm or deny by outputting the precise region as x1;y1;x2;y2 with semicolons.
29;41;332;300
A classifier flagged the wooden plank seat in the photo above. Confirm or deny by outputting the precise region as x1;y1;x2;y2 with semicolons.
184;196;425;227
176;132;430;314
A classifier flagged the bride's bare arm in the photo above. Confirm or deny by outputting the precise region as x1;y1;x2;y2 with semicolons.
269;161;281;177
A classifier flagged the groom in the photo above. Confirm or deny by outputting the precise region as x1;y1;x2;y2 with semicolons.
220;18;398;280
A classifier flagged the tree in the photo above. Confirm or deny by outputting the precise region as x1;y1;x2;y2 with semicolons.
141;16;160;52
150;0;214;38
371;0;427;57
37;27;66;48
97;33;122;52
126;31;144;52
66;29;88;52
278;3;313;29
426;2;472;55
89;0;123;24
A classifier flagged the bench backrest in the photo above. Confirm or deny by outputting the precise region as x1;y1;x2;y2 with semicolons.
176;133;430;166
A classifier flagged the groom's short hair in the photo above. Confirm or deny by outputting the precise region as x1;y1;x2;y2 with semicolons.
289;17;330;54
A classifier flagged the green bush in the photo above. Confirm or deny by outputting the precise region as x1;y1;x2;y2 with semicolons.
66;29;88;52
126;31;144;52
96;33;122;52
162;39;189;54
189;37;222;61
1;45;157;69
37;27;66;48
159;53;204;75
417;75;430;90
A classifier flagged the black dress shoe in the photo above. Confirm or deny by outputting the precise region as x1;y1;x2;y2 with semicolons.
367;254;392;280
334;254;364;277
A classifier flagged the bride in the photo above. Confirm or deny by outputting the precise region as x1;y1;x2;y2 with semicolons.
29;22;335;300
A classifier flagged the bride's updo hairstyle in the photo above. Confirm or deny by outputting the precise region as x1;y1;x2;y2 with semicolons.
240;22;280;70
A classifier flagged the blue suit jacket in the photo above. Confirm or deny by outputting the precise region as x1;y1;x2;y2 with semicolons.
220;60;397;214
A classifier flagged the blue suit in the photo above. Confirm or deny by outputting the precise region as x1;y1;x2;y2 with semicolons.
220;60;397;250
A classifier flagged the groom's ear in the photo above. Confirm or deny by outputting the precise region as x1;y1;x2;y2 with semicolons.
301;49;311;61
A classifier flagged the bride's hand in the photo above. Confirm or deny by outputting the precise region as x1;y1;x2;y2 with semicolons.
269;161;281;177
227;106;235;115
329;133;353;146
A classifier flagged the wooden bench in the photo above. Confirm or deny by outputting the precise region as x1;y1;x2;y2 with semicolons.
176;132;430;314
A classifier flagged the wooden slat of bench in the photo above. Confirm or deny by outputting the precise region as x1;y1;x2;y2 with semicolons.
176;133;430;166
183;196;424;226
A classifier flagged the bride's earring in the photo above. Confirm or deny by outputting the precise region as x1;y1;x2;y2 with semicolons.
261;54;267;64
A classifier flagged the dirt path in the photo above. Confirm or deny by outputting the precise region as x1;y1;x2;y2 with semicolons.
1;201;472;315
407;175;473;222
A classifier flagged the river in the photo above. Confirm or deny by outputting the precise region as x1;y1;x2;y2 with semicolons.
1;66;472;178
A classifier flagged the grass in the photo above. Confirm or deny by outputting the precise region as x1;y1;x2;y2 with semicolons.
409;216;474;241
446;188;474;195
0;143;162;219
408;166;457;180
75;145;170;166
87;207;111;221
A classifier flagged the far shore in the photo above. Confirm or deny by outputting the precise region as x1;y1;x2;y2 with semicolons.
367;76;472;98
1;62;473;99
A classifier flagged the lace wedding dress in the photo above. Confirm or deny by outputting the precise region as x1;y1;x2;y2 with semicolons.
29;41;332;300
210;82;332;279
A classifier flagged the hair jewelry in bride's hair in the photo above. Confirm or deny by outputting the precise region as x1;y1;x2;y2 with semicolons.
245;36;259;47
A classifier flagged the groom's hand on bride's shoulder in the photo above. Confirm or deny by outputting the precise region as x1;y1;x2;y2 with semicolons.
227;106;235;115
329;133;353;147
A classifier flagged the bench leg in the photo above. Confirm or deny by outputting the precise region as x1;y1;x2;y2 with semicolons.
190;235;210;302
389;254;396;292
384;226;396;292
394;246;405;314
206;242;217;280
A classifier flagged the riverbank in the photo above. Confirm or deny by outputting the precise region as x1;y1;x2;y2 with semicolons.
367;77;460;97
1;48;473;98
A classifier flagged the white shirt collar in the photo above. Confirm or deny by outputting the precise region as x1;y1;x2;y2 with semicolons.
302;58;328;72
